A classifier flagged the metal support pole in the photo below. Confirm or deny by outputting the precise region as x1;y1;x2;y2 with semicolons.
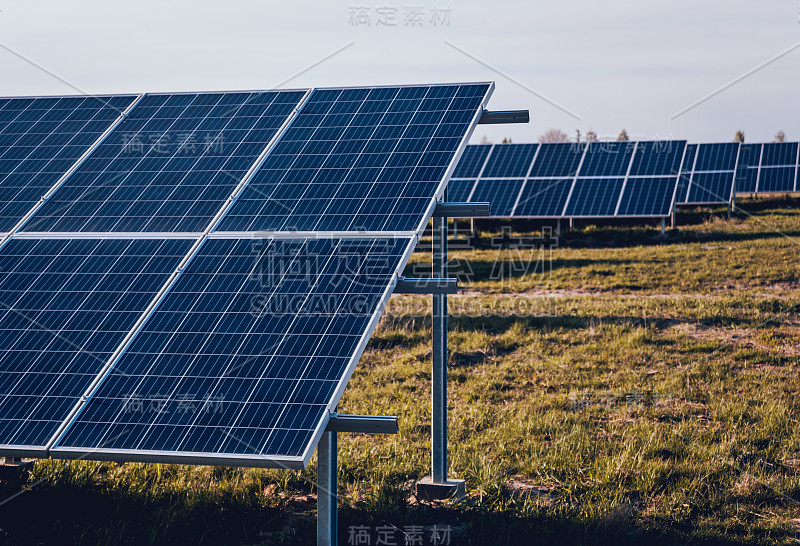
556;219;561;238
317;430;338;546
671;209;676;229
661;218;666;235
432;205;448;484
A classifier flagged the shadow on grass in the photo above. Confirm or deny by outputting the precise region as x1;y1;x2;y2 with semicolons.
0;472;759;545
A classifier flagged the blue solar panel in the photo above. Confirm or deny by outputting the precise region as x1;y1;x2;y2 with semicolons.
217;84;491;233
23;91;306;233
469;179;523;217
629;141;685;176
760;142;798;166
736;144;761;193
479;143;537;178
0;238;192;453
527;143;584;178
758;167;796;193
53;236;409;465
578;142;635;177
617;177;676;217
513;178;573;217
564;178;625;217
451;144;491;178
0;95;136;232
692;143;739;172
687;172;735;203
446;179;475;203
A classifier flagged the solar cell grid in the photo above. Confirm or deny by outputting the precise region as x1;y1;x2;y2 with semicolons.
469;179;523;217
446;179;476;203
478;143;537;178
564;178;625;217
617;177;676;217
217;84;491;233
54;236;410;465
513;178;573;217
0;237;193;453
578;142;634;177
451;144;491;178
526;143;584;178
0;95;137;232
735;144;761;194
24;91;306;233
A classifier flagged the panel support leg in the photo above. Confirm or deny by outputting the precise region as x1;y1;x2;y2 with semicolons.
317;430;338;546
661;218;666;235
416;195;465;501
671;209;676;229
556;219;561;238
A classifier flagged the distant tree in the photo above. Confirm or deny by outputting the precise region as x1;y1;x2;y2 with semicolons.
575;129;581;143
586;130;599;143
479;134;491;145
501;137;512;144
774;130;786;143
538;129;569;143
734;130;745;143
617;129;629;141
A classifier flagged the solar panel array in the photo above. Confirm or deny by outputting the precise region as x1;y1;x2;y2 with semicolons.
451;141;686;219
0;83;493;468
454;140;800;219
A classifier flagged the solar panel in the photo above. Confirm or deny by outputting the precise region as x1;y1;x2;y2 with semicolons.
616;141;685;217
756;142;798;193
513;178;573;217
478;143;537;178
687;172;736;203
692;143;739;172
469;179;524;217
616;177;677;217
451;144;491;178
0;83;494;467
578;142;634;177
446;179;476;203
526;143;584;178
217;84;492;233
679;143;739;205
564;178;625;217
735;143;761;194
23;91;306;233
52;236;409;467
0;95;137;232
0;237;193;455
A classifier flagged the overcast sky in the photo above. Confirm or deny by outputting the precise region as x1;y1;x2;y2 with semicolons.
0;0;798;144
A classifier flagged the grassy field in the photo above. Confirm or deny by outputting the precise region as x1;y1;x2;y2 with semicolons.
2;198;800;545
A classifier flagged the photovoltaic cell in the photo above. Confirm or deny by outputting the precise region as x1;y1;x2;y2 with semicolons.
468;179;523;217
527;143;584;178
756;142;797;193
578;142;634;177
628;141;685;177
54;237;409;464
217;84;491;233
692;143;739;172
736;144;761;194
0;238;192;452
451;144;491;178
564;178;625;217
24;91;306;233
617;177;676;217
687;172;735;203
513;178;573;217
0;95;136;232
679;143;738;204
446;179;475;203
478;143;537;178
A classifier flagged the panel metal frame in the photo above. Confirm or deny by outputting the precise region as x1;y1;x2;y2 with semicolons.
678;143;739;206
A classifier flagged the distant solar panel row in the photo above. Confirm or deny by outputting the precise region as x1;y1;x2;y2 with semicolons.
735;142;799;194
0;82;494;468
451;140;686;218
